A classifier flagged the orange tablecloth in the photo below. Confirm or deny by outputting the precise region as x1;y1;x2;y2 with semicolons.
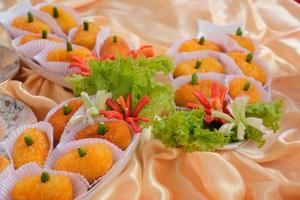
1;0;300;199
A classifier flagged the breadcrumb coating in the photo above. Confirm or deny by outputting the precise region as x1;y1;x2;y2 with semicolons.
12;128;49;169
54;143;113;183
228;34;255;52
12;174;73;200
178;39;221;53
48;99;83;144
173;57;224;78
100;36;130;57
40;5;77;34
0;155;9;172
72;22;100;50
11;16;51;34
20;34;63;45
174;80;224;107
228;51;266;85
229;77;261;104
75;120;132;150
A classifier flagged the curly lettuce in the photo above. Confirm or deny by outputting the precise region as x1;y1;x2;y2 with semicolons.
67;56;174;120
246;100;283;132
152;109;230;152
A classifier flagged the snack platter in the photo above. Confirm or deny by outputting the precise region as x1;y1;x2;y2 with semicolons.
0;0;283;199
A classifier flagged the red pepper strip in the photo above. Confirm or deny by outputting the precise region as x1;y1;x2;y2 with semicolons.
187;103;200;109
91;51;97;58
136;45;154;58
126;117;141;133
69;63;91;76
211;82;220;98
132;96;151;117
126;93;132;118
71;56;85;64
99;110;123;120
106;98;122;113
100;53;115;61
204;108;211;114
129;50;138;59
219;87;227;108
117;96;129;117
204;115;215;124
133;116;149;122
194;91;211;110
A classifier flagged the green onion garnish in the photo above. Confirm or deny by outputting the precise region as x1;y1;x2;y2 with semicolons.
63;104;72;115
66;42;72;52
236;27;243;36
53;7;59;18
194;60;202;69
199;36;205;45
41;171;50;183
42;30;47;39
24;135;33;146
83;21;89;31
191;73;198;85
27;12;33;23
98;123;107;135
77;147;87;157
112;35;118;43
246;53;253;63
243;82;251;91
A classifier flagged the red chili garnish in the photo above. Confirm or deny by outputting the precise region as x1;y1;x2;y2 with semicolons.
130;45;154;59
69;56;91;76
99;110;124;120
126;117;141;133
100;53;115;61
100;94;150;133
194;91;211;109
187;85;229;125
187;103;200;109
132;96;151;117
106;98;122;113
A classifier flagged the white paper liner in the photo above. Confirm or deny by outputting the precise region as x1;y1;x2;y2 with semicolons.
0;162;88;200
68;25;106;53
0;151;14;189
33;43;91;76
44;97;82;126
2;122;54;170
11;34;65;58
196;19;260;56
44;138;125;186
34;2;82;38
0;0;66;39
94;26;138;57
170;51;243;81
0;116;7;141
226;53;272;93
224;75;271;102
172;72;227;110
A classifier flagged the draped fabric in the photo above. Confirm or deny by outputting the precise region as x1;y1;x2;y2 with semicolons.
1;0;300;199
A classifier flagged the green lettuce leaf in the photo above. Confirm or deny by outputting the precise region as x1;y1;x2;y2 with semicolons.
66;56;174;120
245;100;283;132
152;109;230;152
245;126;265;148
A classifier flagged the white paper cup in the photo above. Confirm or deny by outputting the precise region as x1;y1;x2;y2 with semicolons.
196;19;260;56
11;34;65;58
34;2;82;38
94;27;138;57
45;138;124;186
0;0;65;39
224;75;271;102
33;43;91;76
2;122;54;170
0;162;88;200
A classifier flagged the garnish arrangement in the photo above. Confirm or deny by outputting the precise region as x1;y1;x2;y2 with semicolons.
0;1;284;199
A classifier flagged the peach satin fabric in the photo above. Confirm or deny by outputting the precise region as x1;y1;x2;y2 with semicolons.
1;0;300;199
